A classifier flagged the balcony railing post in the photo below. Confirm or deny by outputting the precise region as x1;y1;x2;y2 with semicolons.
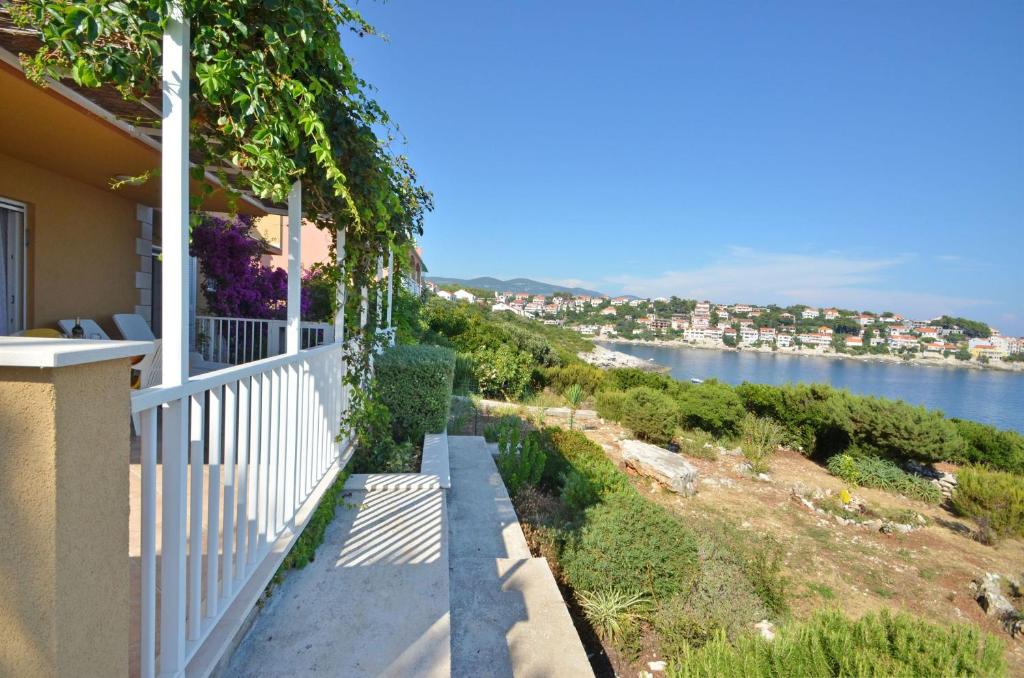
334;228;345;345
286;180;302;356
386;249;394;331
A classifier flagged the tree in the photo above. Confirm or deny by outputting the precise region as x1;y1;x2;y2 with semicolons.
931;316;991;339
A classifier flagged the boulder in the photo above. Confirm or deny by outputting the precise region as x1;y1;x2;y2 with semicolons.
620;439;699;497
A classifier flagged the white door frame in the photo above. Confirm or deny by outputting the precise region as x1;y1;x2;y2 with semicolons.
0;197;27;335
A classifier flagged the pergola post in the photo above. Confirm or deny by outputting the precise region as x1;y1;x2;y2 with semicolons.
375;256;384;328
360;286;368;329
159;3;190;675
334;228;346;345
286;180;302;355
386;249;394;331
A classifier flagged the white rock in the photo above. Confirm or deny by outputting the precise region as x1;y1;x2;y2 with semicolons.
648;660;667;672
754;619;776;641
757;473;771;482
621;439;699;496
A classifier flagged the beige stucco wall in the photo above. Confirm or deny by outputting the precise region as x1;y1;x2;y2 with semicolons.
0;151;139;338
0;359;130;676
255;215;333;271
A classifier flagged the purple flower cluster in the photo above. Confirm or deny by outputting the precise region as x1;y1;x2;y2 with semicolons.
191;215;314;320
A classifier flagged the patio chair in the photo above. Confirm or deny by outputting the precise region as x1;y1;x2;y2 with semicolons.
58;318;110;340
112;313;156;342
130;340;162;434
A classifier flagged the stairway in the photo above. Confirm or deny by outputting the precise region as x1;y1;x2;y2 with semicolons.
447;436;594;678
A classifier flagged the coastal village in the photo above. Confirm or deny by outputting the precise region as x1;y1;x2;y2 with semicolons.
427;283;1024;368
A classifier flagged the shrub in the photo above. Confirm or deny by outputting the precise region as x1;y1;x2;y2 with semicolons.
576;589;651;643
602;367;680;393
621;387;679;445
735;382;785;419
675;382;746;438
471;344;534;401
739;414;785;474
666;608;1006;678
595;389;628;422
773;383;855;457
495;424;546;497
545;429;631;501
347;388;418;473
826;453;942;504
483;414;522;443
560;491;699;600
564;383;584;430
951;419;1024;475
561;469;601;513
846;396;966;464
375;345;455;443
951;466;1024;539
544;362;605;396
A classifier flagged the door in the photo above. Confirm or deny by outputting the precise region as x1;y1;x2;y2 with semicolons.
0;198;26;336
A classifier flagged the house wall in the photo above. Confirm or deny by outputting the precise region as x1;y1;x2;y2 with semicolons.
0;152;139;337
255;215;333;271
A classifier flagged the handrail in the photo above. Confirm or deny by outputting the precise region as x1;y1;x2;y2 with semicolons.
130;342;342;413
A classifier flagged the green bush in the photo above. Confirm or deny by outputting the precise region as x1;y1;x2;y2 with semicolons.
951;466;1024;539
560;491;699;601
666;608;1006;678
452;352;477;395
544;362;605;396
471;344;534;401
483;414;523;443
826;453;942;504
495;423;546;497
595;389;629;422
602;367;680;394
621;387;679;445
740;413;785;474
561;469;601;514
675;428;719;460
951;419;1024;475
375;344;455;443
846;397;966;464
735;382;786;419
675;381;746;438
347;388;417;473
545;429;631;501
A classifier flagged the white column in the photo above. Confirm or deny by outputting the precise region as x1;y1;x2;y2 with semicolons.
386;250;394;329
286;181;302;355
333;228;346;344
360;285;368;329
161;2;190;388
159;4;189;676
375;256;383;328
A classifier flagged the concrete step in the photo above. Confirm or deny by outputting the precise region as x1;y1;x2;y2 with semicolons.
447;436;593;678
226;487;451;677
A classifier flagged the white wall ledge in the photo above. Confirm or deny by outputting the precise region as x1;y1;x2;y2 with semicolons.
0;337;154;368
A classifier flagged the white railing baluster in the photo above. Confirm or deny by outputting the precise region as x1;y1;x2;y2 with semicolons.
235;377;250;581
222;382;237;598
206;386;222;620
187;394;204;641
258;371;271;551
285;364;297;519
268;368;281;537
139;407;157;678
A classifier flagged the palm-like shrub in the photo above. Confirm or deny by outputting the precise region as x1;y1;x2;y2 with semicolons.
564;383;584;430
576;589;651;642
740;414;785;474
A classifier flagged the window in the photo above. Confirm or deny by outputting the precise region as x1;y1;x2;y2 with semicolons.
0;198;27;336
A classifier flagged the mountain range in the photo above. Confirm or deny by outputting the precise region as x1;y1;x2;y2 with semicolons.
425;276;606;298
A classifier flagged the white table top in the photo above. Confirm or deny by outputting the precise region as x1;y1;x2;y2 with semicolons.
0;337;155;368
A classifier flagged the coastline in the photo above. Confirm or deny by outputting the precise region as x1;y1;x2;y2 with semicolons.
594;337;1024;374
577;344;667;372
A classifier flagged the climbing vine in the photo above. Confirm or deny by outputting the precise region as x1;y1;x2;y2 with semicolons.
10;0;431;387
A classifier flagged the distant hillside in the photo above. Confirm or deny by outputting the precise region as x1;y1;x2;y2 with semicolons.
426;276;605;298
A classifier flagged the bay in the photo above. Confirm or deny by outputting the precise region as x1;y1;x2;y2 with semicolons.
599;342;1024;434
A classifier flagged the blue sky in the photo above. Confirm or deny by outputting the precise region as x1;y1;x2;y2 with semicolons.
345;1;1024;333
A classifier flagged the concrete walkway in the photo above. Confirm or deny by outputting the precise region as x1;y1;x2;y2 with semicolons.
226;486;451;677
448;436;593;677
226;434;591;677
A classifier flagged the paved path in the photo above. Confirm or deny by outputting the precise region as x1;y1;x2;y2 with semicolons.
226;487;451;677
448;436;593;678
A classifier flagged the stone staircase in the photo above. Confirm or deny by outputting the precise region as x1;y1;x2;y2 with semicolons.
226;434;590;677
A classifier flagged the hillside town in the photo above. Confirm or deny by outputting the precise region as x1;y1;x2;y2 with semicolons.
427;282;1024;367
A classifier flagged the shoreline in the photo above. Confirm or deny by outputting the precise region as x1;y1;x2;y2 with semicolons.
594;337;1024;374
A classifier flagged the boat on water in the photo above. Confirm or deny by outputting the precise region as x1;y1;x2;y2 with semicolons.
690;377;704;384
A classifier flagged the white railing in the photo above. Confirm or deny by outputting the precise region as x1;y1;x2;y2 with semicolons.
132;342;349;677
194;316;335;365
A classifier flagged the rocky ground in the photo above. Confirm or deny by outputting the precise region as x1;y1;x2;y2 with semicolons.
572;416;1024;672
578;344;665;371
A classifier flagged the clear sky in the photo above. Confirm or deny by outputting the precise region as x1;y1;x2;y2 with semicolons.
345;1;1024;333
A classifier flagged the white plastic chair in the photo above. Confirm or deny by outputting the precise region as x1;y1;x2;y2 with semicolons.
130;340;162;434
112;313;156;341
58;318;110;340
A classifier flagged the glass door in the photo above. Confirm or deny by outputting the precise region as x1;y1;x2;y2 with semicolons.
0;198;27;336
